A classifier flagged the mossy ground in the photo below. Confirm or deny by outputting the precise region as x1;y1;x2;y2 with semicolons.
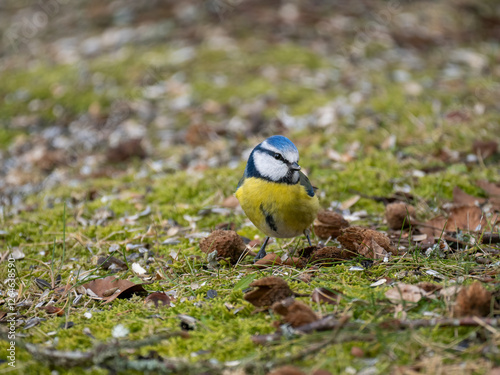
1;1;500;374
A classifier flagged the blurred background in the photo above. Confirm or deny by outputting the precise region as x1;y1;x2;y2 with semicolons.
1;0;499;205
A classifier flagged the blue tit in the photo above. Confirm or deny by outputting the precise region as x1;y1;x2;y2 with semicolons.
235;135;320;261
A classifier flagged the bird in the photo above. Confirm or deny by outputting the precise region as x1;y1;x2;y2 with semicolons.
235;135;320;261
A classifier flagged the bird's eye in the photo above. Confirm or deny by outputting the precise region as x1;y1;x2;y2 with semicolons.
274;153;283;160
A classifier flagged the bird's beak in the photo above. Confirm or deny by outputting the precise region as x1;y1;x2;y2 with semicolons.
290;162;301;171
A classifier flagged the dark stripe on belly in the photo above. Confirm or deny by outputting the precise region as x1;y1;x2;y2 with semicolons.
260;204;277;232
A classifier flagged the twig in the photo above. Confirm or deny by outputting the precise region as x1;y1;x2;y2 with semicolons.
480;233;500;244
384;317;500;330
2;330;187;368
251;316;500;344
271;314;350;367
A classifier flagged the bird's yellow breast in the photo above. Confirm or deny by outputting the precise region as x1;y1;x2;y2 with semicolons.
235;177;319;238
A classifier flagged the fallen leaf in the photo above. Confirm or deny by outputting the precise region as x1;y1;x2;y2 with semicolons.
420;205;490;237
106;138;146;163
82;276;147;303
453;281;492;317
221;195;240;208
254;253;282;268
144;292;172;308
338;227;397;258
472;140;498;159
477;180;500;211
453;187;486;206
271;297;319;327
385;283;428;303
385;202;416;230
39;306;64;316
477;180;500;197
311;287;342;305
244;276;293;308
417;282;443;293
351;347;364;358
282;256;308;268
358;237;390;259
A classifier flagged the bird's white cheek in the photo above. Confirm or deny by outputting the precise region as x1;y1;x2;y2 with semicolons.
254;153;288;181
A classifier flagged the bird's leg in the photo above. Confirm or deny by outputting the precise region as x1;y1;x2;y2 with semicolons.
304;229;313;247
254;236;270;261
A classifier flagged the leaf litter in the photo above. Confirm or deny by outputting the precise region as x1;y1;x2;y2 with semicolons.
1;1;499;373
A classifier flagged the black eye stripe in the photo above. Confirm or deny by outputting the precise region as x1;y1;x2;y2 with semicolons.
256;147;300;165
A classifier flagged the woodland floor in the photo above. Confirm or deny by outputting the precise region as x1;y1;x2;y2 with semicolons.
0;1;500;374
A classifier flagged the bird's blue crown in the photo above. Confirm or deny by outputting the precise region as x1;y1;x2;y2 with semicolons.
243;135;300;184
263;135;298;154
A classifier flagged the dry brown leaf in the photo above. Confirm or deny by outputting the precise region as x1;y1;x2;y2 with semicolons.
39;306;64;316
453;281;492;317
82;276;147;304
282;256;307;268
385;202;416;230
472;140;498;159
452;187;486;206
221;195;240;209
416;282;442;293
477;180;500;197
106;138;147;163
271;297;319;327
477;179;500;211
385;283;428;303
254;253;282;268
420;205;490;237
350;347;364;358
244;277;293;308
358;237;390;259
338;227;396;258
144;292;172;308
199;230;246;265
311;287;342;305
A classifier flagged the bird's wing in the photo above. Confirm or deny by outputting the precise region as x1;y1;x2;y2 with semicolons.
299;171;316;197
